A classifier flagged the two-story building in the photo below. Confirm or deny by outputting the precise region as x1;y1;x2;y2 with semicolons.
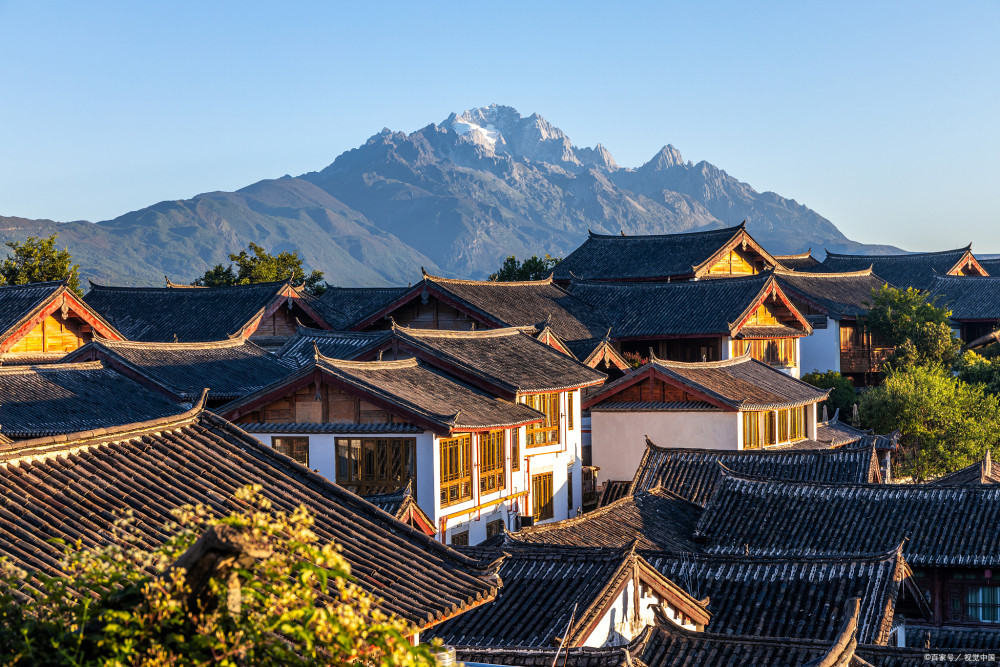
926;275;1000;347
219;326;605;545
774;266;891;384
583;353;829;483
567;273;813;376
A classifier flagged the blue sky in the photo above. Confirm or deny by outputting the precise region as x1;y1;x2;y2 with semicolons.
1;1;997;251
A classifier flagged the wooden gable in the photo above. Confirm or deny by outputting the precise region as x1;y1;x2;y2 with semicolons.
235;381;396;425
1;288;123;358
601;375;704;404
362;293;478;332
706;246;766;277
949;251;989;277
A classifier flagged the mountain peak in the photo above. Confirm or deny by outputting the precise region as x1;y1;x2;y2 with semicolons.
642;144;685;171
443;104;581;167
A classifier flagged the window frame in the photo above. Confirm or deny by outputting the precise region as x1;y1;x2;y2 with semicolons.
334;437;415;496
479;430;506;495
440;434;473;508
524;393;560;447
272;436;309;466
532;471;554;522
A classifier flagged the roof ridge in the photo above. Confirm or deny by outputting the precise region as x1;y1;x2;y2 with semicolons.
641;545;904;565
650;352;753;369
394;323;536;338
825;247;973;259
316;353;420;371
0;388;209;460
0;280;66;291
422;270;555;287
774;266;875;278
94;336;250;350
719;467;1000;491
0;360;106;374
586;222;744;241
571;273;772;288
642;437;864;457
86;280;290;293
774;250;813;259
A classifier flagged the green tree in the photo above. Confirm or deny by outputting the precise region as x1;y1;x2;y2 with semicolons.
859;365;1000;480
0;234;82;295
194;243;327;295
489;254;561;281
0;486;436;666
956;350;1000;398
801;370;859;418
862;285;961;369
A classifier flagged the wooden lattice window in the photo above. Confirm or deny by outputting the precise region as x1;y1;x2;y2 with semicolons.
733;338;797;367
567;391;575;430
532;472;554;522
334;437;415;496
450;530;469;547
524;393;559;447
486;519;505;539
567;464;574;512
440;434;472;507
511;429;520;471
272;437;309;466
479;430;506;494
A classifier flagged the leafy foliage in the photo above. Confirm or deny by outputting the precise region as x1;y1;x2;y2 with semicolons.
956;351;1000;399
0;486;436;666
801;370;858;419
194;243;327;296
489;254;561;282
0;234;82;296
862;285;961;369
859;366;1000;480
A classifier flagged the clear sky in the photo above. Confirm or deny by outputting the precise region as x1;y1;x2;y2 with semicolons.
1;1;997;252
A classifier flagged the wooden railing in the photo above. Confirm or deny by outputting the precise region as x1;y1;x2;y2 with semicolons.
840;347;893;375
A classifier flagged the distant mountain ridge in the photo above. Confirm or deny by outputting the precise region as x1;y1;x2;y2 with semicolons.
0;104;900;287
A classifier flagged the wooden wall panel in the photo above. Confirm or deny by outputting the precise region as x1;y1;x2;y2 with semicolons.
8;314;87;354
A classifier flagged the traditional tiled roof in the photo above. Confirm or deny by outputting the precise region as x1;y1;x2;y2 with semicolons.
928;451;1000;485
62;337;295;402
586;354;828;413
563;336;630;371
567;273;810;339
815;416;869;447
695;472;1000;566
643;549;914;644
819;247;985;291
774;267;888;320
84;280;329;342
0;361;187;438
237;421;423;434
635;621;976;666
275;327;391;366
926;274;1000;322
0;281;123;354
552;223;779;282
775;250;823;271
903;625;1000;649
597;479;632;507
429;547;708;648
220;353;545;435
980;258;1000;275
0;406;499;627
318;285;412;328
361;481;436;536
630;439;880;507
454;643;630;667
388;325;607;396
505;487;703;552
420;273;612;342
589;401;720;412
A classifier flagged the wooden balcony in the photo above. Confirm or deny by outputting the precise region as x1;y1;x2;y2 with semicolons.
840;347;893;375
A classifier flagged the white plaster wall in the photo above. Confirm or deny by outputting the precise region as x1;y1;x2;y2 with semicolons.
581;580;696;648
799;318;841;375
591;411;738;483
